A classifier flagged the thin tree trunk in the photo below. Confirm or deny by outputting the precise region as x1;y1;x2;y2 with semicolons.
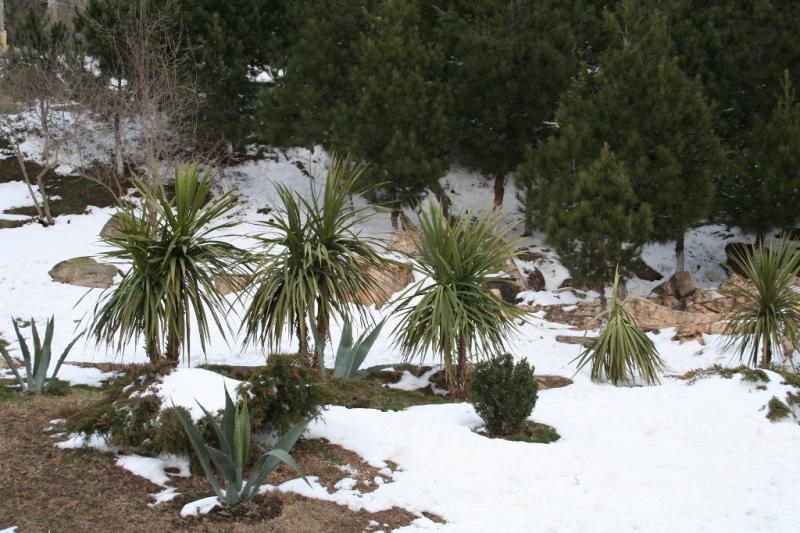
523;185;534;236
493;167;507;209
675;233;686;273
390;207;401;231
755;230;765;248
35;171;54;226
145;335;161;363
313;308;328;370
165;331;180;366
297;317;311;365
113;111;124;177
762;340;772;367
14;150;46;224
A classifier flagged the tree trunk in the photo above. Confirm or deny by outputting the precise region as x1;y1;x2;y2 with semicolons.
755;230;765;248
312;307;328;370
493;167;507;209
762;339;772;367
450;334;468;398
675;233;686;273
390;207;401;231
113;111;124;178
297;318;311;365
522;185;534;236
145;335;161;363
35;171;54;226
165;331;180;366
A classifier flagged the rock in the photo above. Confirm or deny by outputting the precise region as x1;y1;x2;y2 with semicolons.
49;257;121;288
213;274;250;295
535;375;573;389
515;249;544;263
519;300;603;329
99;214;123;240
558;278;573;289
349;260;414;310
389;229;419;257
629;258;663;282
622;297;725;340
486;279;524;303
555;335;598;348
651;271;695;309
526;267;546;292
686;288;735;314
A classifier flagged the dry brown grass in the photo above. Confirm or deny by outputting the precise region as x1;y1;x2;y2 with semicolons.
0;388;417;532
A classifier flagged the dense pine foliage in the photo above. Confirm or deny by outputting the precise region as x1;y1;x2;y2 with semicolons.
9;0;795;283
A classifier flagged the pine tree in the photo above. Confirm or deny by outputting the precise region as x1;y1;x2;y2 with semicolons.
545;144;653;291
443;0;581;208
520;0;723;274
259;0;375;148
722;71;800;243
332;0;450;225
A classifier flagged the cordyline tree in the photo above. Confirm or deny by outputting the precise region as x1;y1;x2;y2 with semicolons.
442;0;581;209
520;0;723;274
332;0;450;228
721;71;800;244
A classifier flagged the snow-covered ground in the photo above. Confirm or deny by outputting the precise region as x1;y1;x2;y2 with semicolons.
2;147;798;531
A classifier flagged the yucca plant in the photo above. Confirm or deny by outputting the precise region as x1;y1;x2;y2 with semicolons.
394;203;524;396
722;239;800;367
309;316;393;380
243;155;386;366
573;269;666;385
89;163;248;364
0;317;80;393
177;387;307;507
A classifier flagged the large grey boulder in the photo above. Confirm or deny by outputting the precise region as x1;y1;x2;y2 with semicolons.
49;257;121;289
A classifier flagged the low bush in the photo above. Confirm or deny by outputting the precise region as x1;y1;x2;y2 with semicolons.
469;353;538;436
240;354;327;434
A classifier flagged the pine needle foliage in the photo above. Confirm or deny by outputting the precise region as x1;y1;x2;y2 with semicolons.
393;203;523;394
242;156;386;363
573;270;666;385
722;239;800;367
89;163;247;364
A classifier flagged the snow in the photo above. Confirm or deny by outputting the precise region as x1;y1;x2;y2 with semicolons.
115;454;190;486
180;496;221;517
56;432;115;453
53;364;115;387
388;368;440;392
152;368;243;421
3;143;799;530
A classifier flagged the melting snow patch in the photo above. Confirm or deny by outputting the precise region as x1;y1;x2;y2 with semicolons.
56;432;115;453
388;368;439;392
153;368;242;421
56;364;115;387
115;454;189;487
181;496;221;517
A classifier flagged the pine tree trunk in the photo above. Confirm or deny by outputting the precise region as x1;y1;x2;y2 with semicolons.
675;233;686;272
493;168;507;209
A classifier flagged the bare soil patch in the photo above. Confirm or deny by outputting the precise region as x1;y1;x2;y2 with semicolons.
0;388;417;532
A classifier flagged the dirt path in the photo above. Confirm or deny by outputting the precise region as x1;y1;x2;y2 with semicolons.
0;390;415;532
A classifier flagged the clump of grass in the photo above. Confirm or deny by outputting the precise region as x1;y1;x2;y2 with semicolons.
766;397;793;422
325;377;448;411
672;365;771;385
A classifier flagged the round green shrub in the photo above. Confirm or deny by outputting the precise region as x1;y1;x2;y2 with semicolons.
152;406;193;455
469;353;538;436
240;353;327;434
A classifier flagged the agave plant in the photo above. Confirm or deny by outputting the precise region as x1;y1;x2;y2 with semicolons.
722;239;800;367
177;387;308;507
393;203;524;395
572;269;666;385
243;155;386;366
0;317;80;393
309;316;393;380
89;163;248;364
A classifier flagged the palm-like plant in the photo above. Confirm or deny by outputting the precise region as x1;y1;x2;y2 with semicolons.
242;156;386;366
89;163;248;364
722;239;800;367
572;269;666;385
394;203;524;395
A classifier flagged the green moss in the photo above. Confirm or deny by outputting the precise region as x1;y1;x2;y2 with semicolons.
766;397;792;422
324;377;448;411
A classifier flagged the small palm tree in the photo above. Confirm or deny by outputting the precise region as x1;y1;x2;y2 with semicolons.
722;239;800;367
572;269;666;385
394;203;523;396
242;156;386;366
90;163;248;364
